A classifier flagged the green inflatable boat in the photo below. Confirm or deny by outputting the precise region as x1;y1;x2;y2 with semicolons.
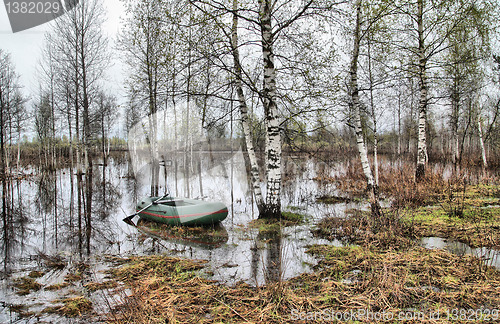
136;196;228;226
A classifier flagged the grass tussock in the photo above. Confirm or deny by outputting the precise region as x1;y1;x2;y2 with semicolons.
45;282;71;291
8;304;34;318
315;194;352;204
28;271;45;278
43;296;93;317
246;211;308;235
13;277;42;295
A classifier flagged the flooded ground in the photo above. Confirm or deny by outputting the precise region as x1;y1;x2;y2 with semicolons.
1;152;498;323
421;237;500;270
0;152;360;322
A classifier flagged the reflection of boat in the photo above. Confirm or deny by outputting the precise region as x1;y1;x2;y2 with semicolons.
136;196;228;226
136;219;228;249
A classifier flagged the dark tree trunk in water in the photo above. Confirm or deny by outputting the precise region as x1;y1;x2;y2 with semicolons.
85;160;93;255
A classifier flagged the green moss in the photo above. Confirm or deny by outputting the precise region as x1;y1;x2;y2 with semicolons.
281;211;307;224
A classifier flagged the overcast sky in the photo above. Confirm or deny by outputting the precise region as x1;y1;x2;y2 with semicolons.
0;0;126;105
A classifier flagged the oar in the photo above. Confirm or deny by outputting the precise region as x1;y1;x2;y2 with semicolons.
122;194;169;225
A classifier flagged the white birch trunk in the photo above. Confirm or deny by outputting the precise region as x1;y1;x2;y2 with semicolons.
349;0;380;216
367;35;379;186
231;0;265;213
259;0;282;218
453;131;460;164
350;0;375;191
478;117;488;169
416;0;428;180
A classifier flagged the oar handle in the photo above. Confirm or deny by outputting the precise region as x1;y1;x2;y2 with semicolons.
123;195;169;224
137;194;172;213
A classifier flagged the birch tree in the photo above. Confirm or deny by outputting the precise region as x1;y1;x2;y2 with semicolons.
443;0;493;167
240;0;319;218
257;0;282;218
230;0;265;213
348;0;381;216
396;0;492;180
120;0;206;197
477;113;488;168
187;0;324;218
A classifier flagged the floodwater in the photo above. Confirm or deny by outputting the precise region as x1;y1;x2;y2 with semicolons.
0;152;357;323
421;237;500;270
0;152;498;323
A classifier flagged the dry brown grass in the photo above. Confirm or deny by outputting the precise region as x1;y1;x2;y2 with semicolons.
322;158;499;209
105;248;500;323
297;245;500;319
314;207;417;251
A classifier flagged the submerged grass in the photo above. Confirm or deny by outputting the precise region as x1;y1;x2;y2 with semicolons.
84;280;119;292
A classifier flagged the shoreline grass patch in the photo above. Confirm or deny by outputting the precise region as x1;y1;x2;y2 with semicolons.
401;205;500;248
105;246;500;323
